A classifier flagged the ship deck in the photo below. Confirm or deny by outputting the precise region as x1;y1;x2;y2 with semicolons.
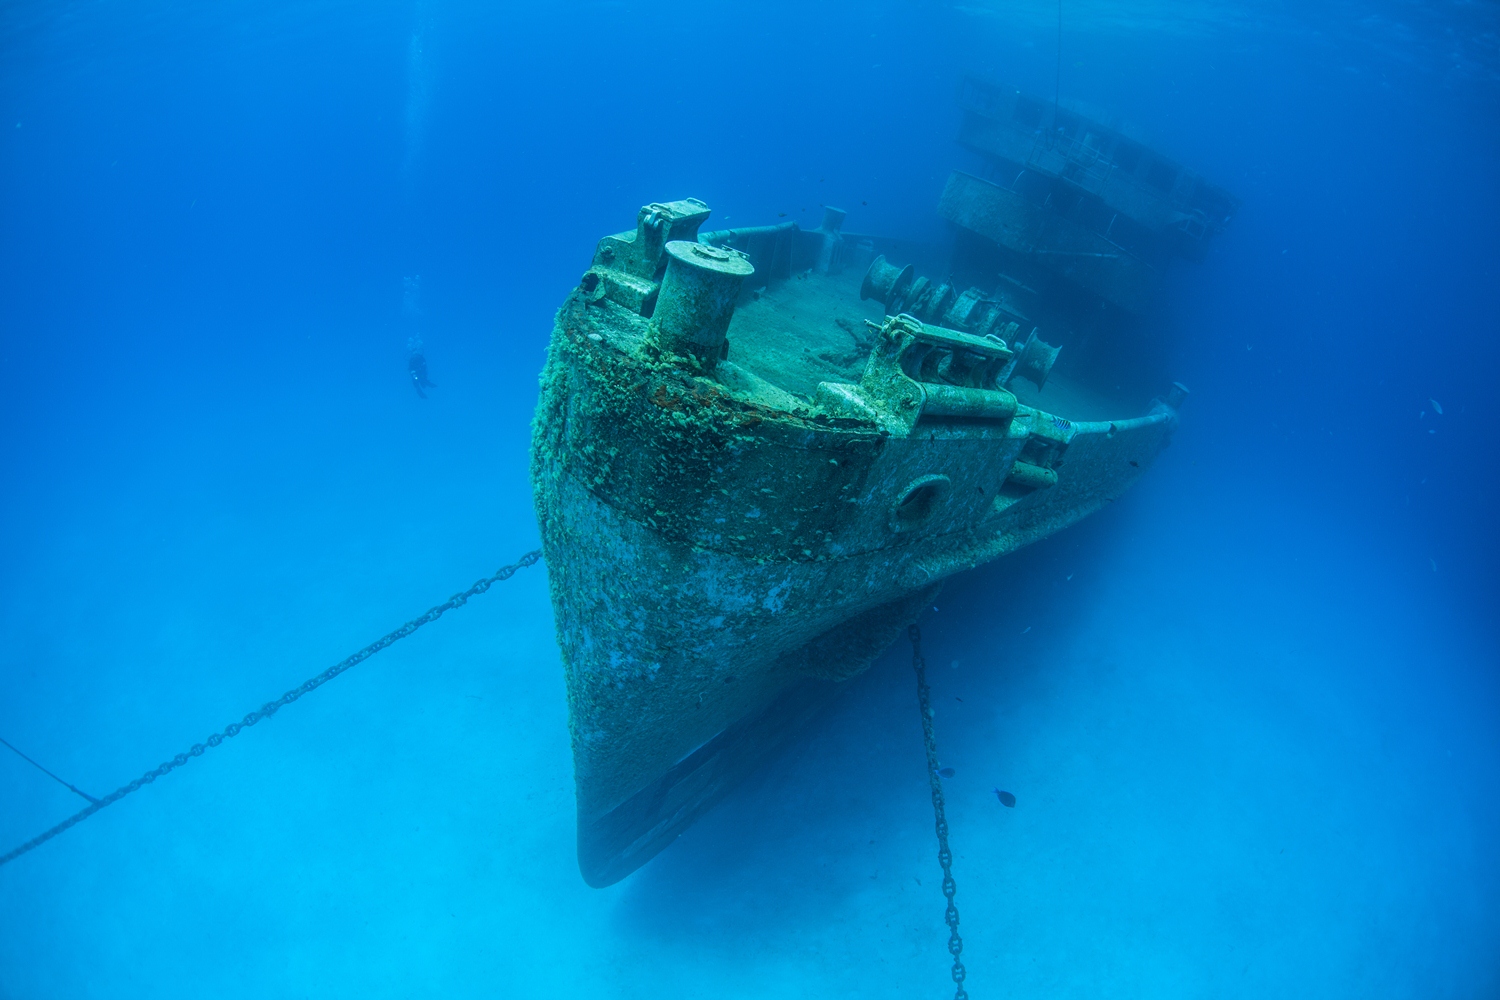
723;267;1133;423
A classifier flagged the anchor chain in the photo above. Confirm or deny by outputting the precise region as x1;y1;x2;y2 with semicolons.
910;622;969;1000
0;549;543;869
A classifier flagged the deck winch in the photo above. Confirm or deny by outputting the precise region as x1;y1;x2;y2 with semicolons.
860;254;1060;388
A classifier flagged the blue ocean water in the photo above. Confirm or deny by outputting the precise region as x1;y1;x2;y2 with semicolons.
2;0;1497;995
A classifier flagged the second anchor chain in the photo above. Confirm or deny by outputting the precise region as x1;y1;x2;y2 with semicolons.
910;622;969;1000
0;550;543;869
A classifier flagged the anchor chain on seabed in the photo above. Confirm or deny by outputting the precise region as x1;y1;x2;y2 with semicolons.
3;553;976;1000
910;622;970;1000
0;550;543;869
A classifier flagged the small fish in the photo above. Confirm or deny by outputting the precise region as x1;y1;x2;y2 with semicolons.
994;789;1016;808
778;212;787;217
1431;398;1443;415
937;767;955;778
1128;460;1140;468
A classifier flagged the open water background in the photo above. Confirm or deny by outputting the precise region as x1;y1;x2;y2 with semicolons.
2;1;1498;996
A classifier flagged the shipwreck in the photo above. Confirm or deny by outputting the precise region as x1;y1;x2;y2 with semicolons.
531;77;1233;886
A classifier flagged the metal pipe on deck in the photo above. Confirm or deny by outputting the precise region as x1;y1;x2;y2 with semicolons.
918;383;1018;421
698;221;800;246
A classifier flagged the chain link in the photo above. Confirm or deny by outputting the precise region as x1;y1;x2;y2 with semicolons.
0;550;543;869
910;623;969;1000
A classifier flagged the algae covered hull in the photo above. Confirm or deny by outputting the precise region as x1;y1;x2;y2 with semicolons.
530;71;1233;890
530;185;1196;884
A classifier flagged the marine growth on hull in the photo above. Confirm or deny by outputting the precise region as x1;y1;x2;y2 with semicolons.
531;77;1227;886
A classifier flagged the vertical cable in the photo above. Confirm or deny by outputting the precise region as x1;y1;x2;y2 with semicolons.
1054;0;1063;127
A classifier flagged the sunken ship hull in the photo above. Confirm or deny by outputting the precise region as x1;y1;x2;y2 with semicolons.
531;198;1185;887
